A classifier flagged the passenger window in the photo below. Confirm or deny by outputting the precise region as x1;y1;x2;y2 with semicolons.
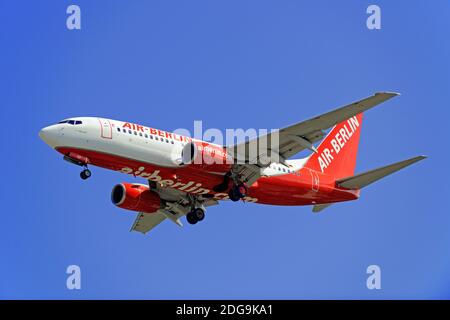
134;131;137;135
139;132;143;137
155;137;159;141
171;141;174;144
117;128;120;132
145;134;148;138
128;130;132;134
150;135;153;139
165;139;169;143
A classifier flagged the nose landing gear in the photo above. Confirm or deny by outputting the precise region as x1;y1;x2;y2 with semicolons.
80;168;92;180
63;154;92;180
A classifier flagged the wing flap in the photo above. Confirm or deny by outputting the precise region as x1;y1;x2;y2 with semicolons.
131;212;166;234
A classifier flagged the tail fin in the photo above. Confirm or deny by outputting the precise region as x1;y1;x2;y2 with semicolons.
305;113;363;178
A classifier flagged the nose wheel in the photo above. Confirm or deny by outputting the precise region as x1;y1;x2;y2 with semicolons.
186;208;205;225
80;168;92;180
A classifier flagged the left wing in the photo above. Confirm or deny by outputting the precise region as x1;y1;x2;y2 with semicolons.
227;92;399;166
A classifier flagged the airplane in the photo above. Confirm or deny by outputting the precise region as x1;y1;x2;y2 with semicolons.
39;92;426;234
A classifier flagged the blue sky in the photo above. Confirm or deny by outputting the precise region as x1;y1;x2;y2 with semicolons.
1;0;449;299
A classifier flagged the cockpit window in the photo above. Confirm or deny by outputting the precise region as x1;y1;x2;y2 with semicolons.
59;119;82;125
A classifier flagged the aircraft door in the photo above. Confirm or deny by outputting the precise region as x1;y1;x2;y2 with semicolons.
308;169;320;192
98;118;113;139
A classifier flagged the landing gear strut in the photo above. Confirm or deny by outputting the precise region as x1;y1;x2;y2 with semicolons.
186;207;205;225
80;168;91;180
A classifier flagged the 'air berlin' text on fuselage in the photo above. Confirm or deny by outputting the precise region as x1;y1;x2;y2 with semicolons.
122;122;192;143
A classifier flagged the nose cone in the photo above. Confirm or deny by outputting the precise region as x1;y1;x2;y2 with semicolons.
39;125;60;148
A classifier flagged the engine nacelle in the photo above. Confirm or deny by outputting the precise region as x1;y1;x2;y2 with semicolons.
111;183;161;213
181;141;233;171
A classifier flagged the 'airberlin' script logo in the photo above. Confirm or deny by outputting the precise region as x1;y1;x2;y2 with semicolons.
119;166;258;203
317;116;360;173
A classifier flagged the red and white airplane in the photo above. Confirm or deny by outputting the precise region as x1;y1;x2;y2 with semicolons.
39;92;425;234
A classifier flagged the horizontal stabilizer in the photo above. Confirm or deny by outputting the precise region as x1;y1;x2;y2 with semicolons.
336;155;427;190
312;203;333;213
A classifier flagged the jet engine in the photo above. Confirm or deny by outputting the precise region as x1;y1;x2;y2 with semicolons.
180;141;233;171
111;183;161;213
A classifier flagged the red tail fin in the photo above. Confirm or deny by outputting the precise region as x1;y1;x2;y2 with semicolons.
305;113;363;179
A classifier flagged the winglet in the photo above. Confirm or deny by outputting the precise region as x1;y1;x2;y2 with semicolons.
375;91;400;97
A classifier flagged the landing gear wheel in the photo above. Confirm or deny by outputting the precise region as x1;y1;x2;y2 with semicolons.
80;169;91;180
186;211;198;225
193;208;205;221
186;208;205;224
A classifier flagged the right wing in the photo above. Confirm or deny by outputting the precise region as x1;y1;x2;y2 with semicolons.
131;211;166;234
130;179;219;235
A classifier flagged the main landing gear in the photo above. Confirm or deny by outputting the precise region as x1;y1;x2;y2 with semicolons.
80;167;92;180
185;194;206;225
228;183;248;202
186;207;205;225
213;171;249;202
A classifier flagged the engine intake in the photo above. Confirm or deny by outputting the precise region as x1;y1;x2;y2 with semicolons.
111;183;161;213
